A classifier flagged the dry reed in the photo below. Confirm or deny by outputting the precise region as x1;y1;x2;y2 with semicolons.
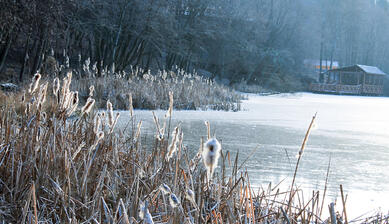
0;77;387;224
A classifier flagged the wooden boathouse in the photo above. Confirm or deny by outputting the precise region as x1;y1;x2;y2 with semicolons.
310;64;387;95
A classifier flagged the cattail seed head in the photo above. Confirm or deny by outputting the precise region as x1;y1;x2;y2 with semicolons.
53;77;60;96
157;129;164;141
25;103;31;115
159;183;171;195
61;77;68;97
21;91;25;103
89;85;94;97
96;131;104;141
166;127;180;161
139;201;154;224
128;93;134;117
29;73;41;93
185;188;197;209
134;121;142;143
66;91;79;116
62;92;72;110
81;97;95;115
152;111;165;141
185;188;195;202
60;74;72;108
298;113;317;156
109;112;120;133
165;91;174;118
65;55;70;68
72;91;79;105
38;82;48;104
66;71;72;86
169;193;180;208
144;210;154;224
107;100;114;127
41;112;47;122
202;138;221;179
94;113;101;134
138;200;145;220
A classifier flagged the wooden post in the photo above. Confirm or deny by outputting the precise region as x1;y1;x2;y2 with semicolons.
357;72;360;85
362;72;366;94
339;72;342;84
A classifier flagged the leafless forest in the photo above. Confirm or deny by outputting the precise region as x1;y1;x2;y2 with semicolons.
1;0;389;92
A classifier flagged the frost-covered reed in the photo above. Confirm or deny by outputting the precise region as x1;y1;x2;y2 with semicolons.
0;75;383;224
29;73;41;93
72;63;241;111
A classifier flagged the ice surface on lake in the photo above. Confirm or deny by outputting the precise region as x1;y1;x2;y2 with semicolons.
116;92;389;218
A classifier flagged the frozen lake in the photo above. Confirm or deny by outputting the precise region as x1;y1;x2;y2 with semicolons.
116;92;389;218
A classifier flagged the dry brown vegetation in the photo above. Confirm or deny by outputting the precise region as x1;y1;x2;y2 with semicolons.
0;74;388;223
72;66;241;111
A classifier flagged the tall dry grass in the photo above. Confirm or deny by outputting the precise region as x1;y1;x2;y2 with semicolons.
0;74;388;223
71;64;242;111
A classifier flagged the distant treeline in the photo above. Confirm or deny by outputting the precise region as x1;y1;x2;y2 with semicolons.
1;0;389;92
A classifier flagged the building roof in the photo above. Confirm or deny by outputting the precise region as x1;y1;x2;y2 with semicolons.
328;64;387;76
304;59;339;67
356;64;386;75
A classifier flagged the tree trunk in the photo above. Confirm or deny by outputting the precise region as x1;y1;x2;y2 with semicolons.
0;33;13;73
31;34;47;77
19;36;30;82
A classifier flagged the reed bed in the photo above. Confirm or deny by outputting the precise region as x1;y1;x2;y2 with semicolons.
0;73;388;223
54;60;241;111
